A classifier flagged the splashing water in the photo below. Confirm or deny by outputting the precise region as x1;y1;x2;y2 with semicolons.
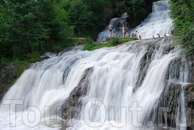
130;1;173;39
0;1;189;130
97;1;173;41
0;37;189;130
176;85;187;130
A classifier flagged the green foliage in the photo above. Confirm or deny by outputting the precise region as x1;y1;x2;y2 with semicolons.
84;37;138;50
85;37;95;45
0;0;160;64
110;0;155;27
83;37;96;50
84;44;97;51
0;57;12;69
0;0;74;60
107;37;138;46
107;37;120;46
170;0;194;55
16;61;28;78
66;0;107;37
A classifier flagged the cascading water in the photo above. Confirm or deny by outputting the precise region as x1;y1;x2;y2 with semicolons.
176;85;187;130
0;37;190;130
97;1;173;41
0;0;190;130
130;0;173;39
97;16;130;41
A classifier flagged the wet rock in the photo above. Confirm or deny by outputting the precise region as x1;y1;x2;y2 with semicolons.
60;68;93;120
0;62;19;100
160;83;194;129
187;56;194;83
135;43;155;89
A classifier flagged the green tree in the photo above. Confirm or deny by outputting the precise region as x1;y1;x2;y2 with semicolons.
170;0;194;54
67;0;107;37
0;0;73;59
0;0;47;58
110;0;155;27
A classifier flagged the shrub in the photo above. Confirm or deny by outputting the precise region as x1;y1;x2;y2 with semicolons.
84;37;138;51
107;37;120;46
106;37;138;46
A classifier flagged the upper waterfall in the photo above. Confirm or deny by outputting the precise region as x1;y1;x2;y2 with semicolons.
130;0;173;39
97;0;173;41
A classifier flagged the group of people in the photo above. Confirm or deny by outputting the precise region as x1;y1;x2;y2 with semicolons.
109;23;126;39
109;23;142;40
109;23;170;40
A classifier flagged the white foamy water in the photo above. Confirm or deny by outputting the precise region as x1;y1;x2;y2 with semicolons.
0;0;189;130
176;85;187;130
0;37;189;130
130;1;173;39
97;1;173;41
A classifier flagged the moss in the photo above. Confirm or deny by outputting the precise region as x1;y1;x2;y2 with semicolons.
16;61;28;78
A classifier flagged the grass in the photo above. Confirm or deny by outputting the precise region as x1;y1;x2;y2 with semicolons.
16;61;29;78
84;37;138;51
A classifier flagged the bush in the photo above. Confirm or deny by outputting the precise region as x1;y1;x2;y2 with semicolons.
106;37;138;46
84;43;96;51
170;0;194;55
84;36;138;51
83;37;96;50
107;37;120;46
180;29;194;54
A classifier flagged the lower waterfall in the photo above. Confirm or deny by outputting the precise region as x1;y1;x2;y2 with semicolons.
0;37;190;130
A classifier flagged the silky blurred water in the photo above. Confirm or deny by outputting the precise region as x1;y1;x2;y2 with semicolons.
0;1;188;130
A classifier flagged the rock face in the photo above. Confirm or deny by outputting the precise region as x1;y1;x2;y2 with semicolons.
159;83;194;130
97;13;130;41
158;55;194;130
0;63;19;100
60;68;93;120
187;56;194;83
185;84;194;129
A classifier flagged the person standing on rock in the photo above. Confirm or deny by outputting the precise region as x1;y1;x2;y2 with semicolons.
109;23;113;37
122;25;126;39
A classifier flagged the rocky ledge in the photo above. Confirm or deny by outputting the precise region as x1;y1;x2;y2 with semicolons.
160;83;194;130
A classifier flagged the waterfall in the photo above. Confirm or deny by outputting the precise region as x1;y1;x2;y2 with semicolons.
0;37;190;130
130;1;173;39
97;1;173;41
0;1;190;130
176;86;187;130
